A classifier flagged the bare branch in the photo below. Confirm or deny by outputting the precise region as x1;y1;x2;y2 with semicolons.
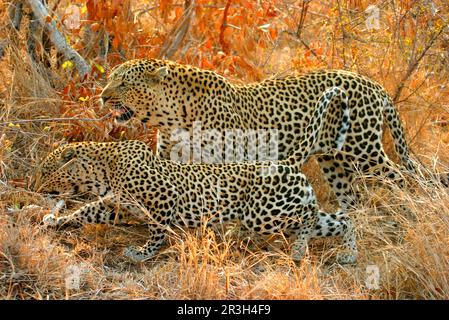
27;10;40;63
393;26;446;103
9;0;23;31
25;0;90;77
296;0;310;38
219;0;232;55
158;0;195;60
0;1;24;59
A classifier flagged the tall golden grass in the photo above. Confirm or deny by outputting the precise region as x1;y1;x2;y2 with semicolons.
0;1;448;300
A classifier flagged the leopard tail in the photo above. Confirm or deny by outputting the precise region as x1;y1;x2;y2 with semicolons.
289;86;350;166
382;96;418;173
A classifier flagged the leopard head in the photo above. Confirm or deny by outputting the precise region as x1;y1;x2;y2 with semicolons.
100;59;177;125
34;143;110;197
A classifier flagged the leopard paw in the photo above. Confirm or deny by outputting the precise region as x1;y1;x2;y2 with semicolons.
336;252;357;265
43;213;58;227
124;246;152;263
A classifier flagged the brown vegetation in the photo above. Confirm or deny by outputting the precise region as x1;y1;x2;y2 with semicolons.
0;0;448;299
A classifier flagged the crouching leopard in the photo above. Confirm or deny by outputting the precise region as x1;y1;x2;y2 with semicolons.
35;87;358;264
100;58;421;210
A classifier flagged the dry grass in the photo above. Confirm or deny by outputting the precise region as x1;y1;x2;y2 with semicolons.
1;175;448;299
0;1;448;300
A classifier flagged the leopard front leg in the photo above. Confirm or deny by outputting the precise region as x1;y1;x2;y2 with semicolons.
290;212;317;262
43;198;128;228
122;170;177;263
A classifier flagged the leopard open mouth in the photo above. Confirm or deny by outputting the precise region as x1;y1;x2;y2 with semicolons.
114;104;135;122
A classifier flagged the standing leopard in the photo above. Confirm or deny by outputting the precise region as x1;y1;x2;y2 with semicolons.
100;58;420;209
36;87;358;264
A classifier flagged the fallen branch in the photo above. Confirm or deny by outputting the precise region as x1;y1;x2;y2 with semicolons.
26;0;90;77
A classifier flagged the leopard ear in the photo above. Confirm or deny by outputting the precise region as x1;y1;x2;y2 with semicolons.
60;147;76;164
145;66;168;84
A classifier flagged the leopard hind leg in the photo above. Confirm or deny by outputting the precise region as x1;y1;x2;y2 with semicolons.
311;210;358;264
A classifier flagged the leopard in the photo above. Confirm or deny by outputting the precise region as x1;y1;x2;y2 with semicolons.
100;58;422;210
35;87;358;264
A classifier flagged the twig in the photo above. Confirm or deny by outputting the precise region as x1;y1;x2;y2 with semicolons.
41;0;52;68
134;5;158;20
432;120;449;126
336;0;347;68
50;0;62;13
408;107;433;145
158;0;195;59
299;38;319;59
0;1;24;59
296;0;310;38
0;114;112;127
393;26;446;102
288;1;327;66
0;250;16;298
219;0;232;55
284;30;326;64
394;77;429;105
